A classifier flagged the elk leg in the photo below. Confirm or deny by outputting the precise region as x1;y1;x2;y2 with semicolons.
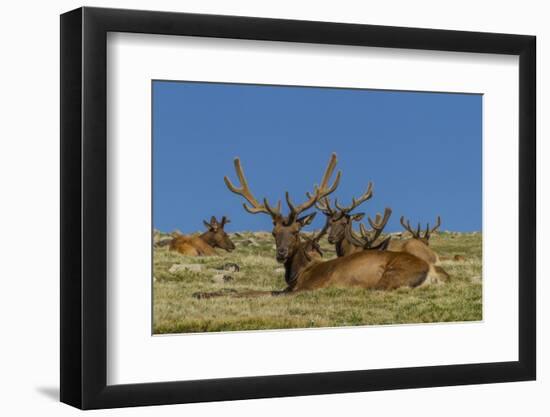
375;263;429;290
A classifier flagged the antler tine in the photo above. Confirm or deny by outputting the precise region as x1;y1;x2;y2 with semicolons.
287;154;341;222
314;197;335;216
363;208;392;247
359;222;369;239
430;215;442;233
334;182;374;213
312;216;331;242
224;158;280;217
317;153;342;199
263;198;282;218
344;220;367;248
400;216;418;238
424;215;441;239
368;208;392;231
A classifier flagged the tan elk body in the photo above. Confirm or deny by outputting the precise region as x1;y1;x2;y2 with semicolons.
168;216;235;256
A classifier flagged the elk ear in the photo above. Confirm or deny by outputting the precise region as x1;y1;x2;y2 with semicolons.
297;212;317;227
220;216;230;228
203;220;213;230
351;212;365;222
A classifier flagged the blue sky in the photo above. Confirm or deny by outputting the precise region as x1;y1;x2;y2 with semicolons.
153;81;482;233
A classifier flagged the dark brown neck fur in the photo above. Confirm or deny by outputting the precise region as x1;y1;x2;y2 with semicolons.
335;239;346;257
199;231;215;246
284;240;316;288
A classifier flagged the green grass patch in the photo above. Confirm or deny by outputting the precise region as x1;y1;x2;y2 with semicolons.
153;231;482;333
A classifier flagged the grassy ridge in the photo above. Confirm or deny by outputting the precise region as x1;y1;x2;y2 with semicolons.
153;231;482;334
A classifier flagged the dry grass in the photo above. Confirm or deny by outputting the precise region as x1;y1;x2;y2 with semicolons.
153;231;482;334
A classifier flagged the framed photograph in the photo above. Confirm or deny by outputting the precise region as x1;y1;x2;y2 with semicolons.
60;6;536;409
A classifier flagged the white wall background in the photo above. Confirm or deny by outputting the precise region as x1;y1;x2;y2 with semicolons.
0;0;545;415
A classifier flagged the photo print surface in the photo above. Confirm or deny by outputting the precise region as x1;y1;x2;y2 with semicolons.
152;80;482;334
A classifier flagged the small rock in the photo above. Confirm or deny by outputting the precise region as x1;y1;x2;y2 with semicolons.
212;273;233;284
454;254;466;261
168;263;202;274
155;237;173;247
216;262;240;273
243;238;260;247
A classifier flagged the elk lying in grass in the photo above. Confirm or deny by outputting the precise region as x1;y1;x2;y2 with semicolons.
315;183;374;257
387;216;442;264
167;216;236;256
344;210;449;283
194;154;446;299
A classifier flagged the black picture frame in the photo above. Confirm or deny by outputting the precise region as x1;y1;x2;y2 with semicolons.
60;6;536;410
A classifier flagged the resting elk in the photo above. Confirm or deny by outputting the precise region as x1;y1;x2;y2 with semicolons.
315;184;374;257
194;154;446;299
388;216;442;264
167;216;236;256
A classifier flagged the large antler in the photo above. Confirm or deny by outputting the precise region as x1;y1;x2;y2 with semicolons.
224;158;282;218
400;215;441;240
400;216;422;239
362;208;392;247
334;182;374;214
315;197;336;217
311;216;331;243
287;153;341;223
345;208;392;249
424;216;441;240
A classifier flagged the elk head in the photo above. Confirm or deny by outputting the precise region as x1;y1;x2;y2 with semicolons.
345;208;393;251
224;154;341;263
315;182;373;245
400;215;441;245
201;216;236;252
300;216;331;260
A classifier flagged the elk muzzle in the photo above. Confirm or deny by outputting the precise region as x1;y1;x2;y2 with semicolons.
276;248;289;263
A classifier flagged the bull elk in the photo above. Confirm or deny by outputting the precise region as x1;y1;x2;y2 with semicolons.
315;185;374;257
195;154;446;299
387;216;442;264
167;216;236;256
